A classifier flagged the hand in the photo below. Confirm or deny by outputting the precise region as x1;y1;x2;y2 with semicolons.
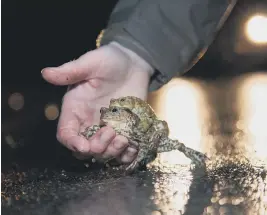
41;42;153;164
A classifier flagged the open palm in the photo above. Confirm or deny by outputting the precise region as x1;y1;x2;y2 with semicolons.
42;42;152;163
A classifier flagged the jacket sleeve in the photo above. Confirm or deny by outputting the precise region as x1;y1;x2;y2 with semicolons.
99;0;237;91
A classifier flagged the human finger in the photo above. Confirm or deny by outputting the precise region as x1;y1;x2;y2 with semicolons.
101;135;129;160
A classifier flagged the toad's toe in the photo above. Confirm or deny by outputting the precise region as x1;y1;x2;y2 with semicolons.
125;159;139;174
194;153;209;168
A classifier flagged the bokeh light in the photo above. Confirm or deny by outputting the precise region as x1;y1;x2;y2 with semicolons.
44;104;59;120
8;92;24;111
246;15;267;44
5;134;17;148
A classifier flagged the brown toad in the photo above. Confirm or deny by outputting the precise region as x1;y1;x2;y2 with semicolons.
109;96;169;140
80;106;209;174
109;96;157;132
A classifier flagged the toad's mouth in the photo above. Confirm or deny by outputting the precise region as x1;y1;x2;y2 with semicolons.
99;119;106;127
100;119;122;128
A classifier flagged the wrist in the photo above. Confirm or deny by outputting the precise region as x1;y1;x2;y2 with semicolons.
109;41;155;77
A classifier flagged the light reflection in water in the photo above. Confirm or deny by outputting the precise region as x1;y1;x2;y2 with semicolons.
152;78;209;166
147;75;267;215
151;169;193;215
148;78;210;214
238;73;267;163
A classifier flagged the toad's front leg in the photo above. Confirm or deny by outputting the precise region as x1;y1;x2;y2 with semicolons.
79;125;101;139
125;138;157;174
125;122;168;173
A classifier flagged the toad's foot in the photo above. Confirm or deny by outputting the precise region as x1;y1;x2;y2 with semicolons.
125;151;157;174
158;138;209;168
125;159;138;174
79;125;101;139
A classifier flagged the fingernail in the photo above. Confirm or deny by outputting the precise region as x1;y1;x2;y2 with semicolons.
41;68;55;74
126;147;137;157
114;139;128;150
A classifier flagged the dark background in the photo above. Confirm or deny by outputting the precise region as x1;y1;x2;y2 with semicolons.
2;0;267;170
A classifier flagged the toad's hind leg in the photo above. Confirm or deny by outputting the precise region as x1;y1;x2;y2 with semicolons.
157;138;209;168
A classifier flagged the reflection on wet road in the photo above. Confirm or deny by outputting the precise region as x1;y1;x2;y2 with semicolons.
239;74;267;163
2;73;267;215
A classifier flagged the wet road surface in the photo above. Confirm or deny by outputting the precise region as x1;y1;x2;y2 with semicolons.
2;73;267;215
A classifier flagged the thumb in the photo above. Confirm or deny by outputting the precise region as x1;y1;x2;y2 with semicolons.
41;50;100;86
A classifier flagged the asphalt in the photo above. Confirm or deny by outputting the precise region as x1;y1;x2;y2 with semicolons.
2;76;267;215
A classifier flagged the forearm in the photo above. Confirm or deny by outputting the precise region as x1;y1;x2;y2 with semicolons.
99;0;237;91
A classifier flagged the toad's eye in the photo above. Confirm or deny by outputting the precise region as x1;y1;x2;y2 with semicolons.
120;98;125;102
112;108;118;113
